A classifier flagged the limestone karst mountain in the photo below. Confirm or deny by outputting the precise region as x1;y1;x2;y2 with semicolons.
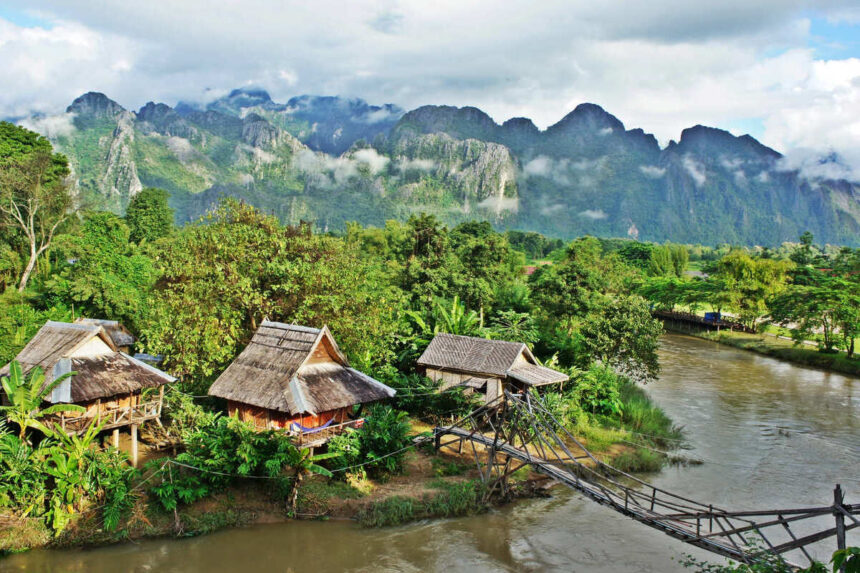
31;89;860;245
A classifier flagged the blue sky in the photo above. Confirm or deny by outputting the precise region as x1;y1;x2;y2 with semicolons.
808;16;860;59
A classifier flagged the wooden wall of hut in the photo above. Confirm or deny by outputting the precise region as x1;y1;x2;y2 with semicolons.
226;401;352;431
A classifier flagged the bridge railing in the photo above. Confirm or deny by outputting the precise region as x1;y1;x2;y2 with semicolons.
433;390;859;569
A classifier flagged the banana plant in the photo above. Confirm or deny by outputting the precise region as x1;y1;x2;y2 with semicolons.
286;447;336;514
0;361;83;441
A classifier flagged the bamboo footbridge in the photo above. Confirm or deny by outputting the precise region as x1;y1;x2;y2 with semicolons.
433;392;858;569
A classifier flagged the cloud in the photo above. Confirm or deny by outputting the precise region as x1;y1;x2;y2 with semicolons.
523;155;553;177
477;195;519;213
165;136;195;163
579;208;608;220
639;164;666;178
359;107;399;124
18;112;76;138
2;2;860;175
398;157;436;171
777;148;859;181
540;203;565;215
351;147;390;174
720;156;744;169
682;155;707;186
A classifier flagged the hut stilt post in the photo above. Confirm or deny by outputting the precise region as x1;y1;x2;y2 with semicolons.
112;428;119;449
131;424;138;467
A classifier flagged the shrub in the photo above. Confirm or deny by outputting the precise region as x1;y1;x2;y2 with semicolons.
356;480;487;527
0;428;136;536
569;364;623;416
328;404;412;479
149;416;296;511
385;368;474;422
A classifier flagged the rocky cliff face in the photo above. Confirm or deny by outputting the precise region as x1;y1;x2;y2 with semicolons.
389;132;517;207
101;110;143;200
31;90;860;245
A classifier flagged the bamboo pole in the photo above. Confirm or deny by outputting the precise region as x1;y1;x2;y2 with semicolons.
131;424;138;468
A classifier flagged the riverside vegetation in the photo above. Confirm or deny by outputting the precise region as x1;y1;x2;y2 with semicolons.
1;122;857;572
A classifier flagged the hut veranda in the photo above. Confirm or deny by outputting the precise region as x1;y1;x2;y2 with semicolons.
208;321;396;447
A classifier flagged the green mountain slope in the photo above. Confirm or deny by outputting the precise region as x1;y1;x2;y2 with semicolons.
36;90;860;246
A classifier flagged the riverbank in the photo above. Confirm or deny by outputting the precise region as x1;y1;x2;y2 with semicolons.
0;402;679;555
675;328;860;377
0;444;556;554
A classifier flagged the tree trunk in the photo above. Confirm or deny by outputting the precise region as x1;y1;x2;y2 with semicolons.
17;244;38;292
288;472;303;514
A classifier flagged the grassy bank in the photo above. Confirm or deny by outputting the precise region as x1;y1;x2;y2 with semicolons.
691;329;860;377
356;479;489;527
582;381;686;472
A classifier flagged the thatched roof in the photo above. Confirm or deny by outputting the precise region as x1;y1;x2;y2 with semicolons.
208;321;395;415
75;318;136;348
0;321;175;403
67;353;174;402
417;334;526;377
507;364;569;386
417;333;567;386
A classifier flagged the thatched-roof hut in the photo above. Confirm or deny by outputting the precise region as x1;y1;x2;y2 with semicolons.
0;320;175;464
416;333;567;404
208;321;395;446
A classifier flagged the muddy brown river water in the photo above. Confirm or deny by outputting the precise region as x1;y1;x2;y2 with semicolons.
2;334;858;572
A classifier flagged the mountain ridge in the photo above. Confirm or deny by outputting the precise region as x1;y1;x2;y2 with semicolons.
22;89;860;246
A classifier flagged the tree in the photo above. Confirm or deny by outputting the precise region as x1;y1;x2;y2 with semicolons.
580;295;663;381
142;199;400;386
286;448;335;514
790;231;816;265
0;124;73;291
648;245;675;277
487;310;539;343
769;275;860;356
713;251;792;329
669;244;689;277
0;361;83;440
617;241;654;271
125;187;174;244
47;212;156;328
530;237;626;329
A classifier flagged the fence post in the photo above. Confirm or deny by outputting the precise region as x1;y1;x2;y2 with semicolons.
835;484;846;571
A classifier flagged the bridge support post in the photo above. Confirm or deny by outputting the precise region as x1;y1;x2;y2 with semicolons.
835;484;846;570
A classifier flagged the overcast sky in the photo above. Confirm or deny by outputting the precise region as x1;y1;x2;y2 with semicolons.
1;1;859;176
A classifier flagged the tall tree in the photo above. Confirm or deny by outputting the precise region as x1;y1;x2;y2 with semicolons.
0;123;73;291
580;295;663;381
125;187;174;244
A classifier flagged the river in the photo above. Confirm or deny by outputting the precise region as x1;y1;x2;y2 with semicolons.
3;334;858;572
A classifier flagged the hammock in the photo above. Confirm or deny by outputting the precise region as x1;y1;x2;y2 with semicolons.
291;417;335;434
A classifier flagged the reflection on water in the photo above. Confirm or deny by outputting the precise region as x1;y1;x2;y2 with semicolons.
3;334;857;573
